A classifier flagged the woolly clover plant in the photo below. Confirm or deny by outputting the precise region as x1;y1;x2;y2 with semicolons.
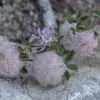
19;27;78;84
0;43;26;77
18;10;100;86
62;9;100;56
68;30;98;56
32;51;66;86
60;9;100;80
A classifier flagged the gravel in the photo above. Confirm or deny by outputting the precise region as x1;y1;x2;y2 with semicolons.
0;0;100;43
0;0;41;42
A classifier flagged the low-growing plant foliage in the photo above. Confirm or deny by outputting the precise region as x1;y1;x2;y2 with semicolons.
1;9;100;86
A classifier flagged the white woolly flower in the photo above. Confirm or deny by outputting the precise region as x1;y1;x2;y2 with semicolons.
68;30;98;56
0;43;26;77
32;51;66;86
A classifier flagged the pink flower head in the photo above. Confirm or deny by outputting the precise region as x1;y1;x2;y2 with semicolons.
0;43;26;77
32;27;54;52
32;51;66;86
68;30;98;56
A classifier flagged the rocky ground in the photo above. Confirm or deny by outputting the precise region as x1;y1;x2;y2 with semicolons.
0;36;100;100
0;0;100;42
0;0;40;42
0;0;100;100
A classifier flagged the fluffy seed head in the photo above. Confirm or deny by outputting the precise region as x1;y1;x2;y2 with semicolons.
32;51;66;86
68;30;98;56
0;43;26;77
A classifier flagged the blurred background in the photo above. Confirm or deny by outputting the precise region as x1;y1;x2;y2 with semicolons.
0;0;100;43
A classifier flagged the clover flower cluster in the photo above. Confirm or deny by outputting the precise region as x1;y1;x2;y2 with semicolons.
32;51;66;86
0;43;26;77
32;27;54;52
0;9;98;86
68;30;98;56
0;21;99;87
31;26;99;86
60;21;98;57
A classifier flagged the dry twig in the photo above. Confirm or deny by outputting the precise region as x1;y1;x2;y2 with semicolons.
38;0;57;29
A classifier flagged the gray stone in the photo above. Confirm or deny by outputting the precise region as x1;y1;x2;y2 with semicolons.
0;37;100;100
0;66;100;100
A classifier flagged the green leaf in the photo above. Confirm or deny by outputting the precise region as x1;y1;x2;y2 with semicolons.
57;35;64;42
20;58;29;61
21;35;27;45
70;27;76;32
70;19;77;23
63;70;70;80
63;12;76;23
20;53;28;58
20;53;29;61
83;23;89;30
21;58;32;61
76;20;83;30
94;11;100;18
46;45;51;50
77;26;85;31
78;16;88;22
20;67;28;74
67;64;78;72
28;39;38;47
49;43;55;50
18;46;24;51
56;45;64;55
76;9;83;20
94;31;99;36
63;12;73;19
64;51;74;63
28;47;32;52
90;21;96;29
